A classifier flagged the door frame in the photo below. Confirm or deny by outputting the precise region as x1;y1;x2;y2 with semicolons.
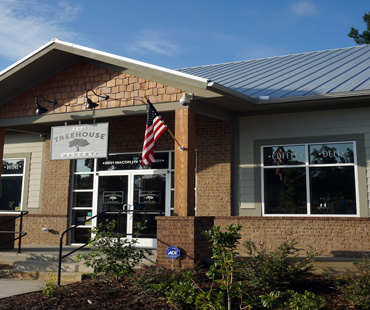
92;169;171;248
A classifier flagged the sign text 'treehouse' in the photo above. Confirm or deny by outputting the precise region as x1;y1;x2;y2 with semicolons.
50;123;109;160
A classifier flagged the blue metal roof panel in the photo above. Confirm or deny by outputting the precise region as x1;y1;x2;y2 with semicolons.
177;45;370;100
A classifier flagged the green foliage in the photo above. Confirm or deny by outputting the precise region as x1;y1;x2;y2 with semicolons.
133;266;198;309
164;271;198;309
201;224;242;310
241;238;316;290
284;290;326;310
77;220;152;280
335;255;370;309
42;277;58;297
348;11;370;44
259;291;283;308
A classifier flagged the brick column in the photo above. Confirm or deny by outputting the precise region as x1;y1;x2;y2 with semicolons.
174;109;195;216
156;216;214;269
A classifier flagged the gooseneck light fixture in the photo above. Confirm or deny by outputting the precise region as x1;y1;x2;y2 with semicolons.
85;89;109;109
35;95;57;115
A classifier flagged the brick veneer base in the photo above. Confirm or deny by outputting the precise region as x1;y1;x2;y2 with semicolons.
156;217;214;269
157;216;370;269
0;215;16;250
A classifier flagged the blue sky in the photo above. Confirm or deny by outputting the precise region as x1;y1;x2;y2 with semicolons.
0;0;369;71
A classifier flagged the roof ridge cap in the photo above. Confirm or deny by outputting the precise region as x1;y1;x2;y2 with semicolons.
177;45;369;70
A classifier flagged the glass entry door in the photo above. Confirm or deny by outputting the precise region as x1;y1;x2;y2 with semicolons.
97;175;129;236
94;172;167;248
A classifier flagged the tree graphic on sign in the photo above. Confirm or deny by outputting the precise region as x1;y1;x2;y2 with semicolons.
68;139;90;151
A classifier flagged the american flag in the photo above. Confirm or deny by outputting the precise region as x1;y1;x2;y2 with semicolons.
142;100;167;166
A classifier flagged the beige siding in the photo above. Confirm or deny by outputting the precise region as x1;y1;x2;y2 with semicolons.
3;133;45;213
239;107;370;217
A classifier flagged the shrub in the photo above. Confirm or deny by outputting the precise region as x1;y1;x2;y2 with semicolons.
335;255;370;309
42;277;58;297
284;290;326;310
241;237;317;290
132;265;198;309
77;220;152;280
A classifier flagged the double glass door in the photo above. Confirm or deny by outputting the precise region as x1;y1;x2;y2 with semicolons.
96;172;167;247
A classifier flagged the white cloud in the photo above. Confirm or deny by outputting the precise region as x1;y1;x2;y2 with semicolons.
124;30;180;57
289;1;319;17
0;0;82;62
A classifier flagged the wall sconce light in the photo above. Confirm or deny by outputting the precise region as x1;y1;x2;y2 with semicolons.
85;89;109;109
179;93;194;106
35;95;57;115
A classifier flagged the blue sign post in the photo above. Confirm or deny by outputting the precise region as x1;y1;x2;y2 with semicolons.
166;247;181;270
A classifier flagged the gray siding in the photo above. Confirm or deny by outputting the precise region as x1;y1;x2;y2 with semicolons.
4;134;45;213
239;107;370;217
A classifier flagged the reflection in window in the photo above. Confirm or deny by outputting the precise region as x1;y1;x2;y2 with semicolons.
310;167;356;215
0;159;25;211
262;142;357;216
264;168;307;214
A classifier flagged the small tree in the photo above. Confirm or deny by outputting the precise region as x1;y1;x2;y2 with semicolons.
199;224;242;310
348;11;370;44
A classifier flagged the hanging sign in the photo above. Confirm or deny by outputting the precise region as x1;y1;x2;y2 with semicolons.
50;123;109;160
166;247;181;259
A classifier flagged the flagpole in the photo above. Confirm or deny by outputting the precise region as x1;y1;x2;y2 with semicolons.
144;96;185;151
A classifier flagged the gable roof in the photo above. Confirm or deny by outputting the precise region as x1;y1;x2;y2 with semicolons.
177;45;370;104
0;39;222;106
1;39;370;115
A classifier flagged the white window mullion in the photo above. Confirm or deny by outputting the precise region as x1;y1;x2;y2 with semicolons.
305;145;311;215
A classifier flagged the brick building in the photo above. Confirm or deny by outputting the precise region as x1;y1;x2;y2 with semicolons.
1;40;370;267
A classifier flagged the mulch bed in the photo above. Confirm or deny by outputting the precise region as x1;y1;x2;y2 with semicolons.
0;273;353;309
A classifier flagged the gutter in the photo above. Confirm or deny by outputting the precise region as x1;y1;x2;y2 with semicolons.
206;81;258;105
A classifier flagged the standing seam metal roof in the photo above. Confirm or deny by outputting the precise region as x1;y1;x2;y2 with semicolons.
176;45;370;100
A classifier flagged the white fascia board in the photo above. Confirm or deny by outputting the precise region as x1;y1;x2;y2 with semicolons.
0;40;57;78
53;39;211;89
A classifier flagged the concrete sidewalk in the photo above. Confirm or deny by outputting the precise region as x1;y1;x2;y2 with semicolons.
0;279;44;299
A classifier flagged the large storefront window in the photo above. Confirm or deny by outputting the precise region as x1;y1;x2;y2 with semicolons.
0;159;25;211
262;142;357;216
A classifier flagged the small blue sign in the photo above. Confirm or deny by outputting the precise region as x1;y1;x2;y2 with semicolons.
166;246;181;259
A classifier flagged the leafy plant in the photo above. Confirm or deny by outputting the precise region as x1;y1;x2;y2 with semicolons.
335;255;370;309
77;220;152;280
241;237;317;290
164;270;198;309
42;277;58;297
284;290;326;310
259;291;283;309
198;224;242;310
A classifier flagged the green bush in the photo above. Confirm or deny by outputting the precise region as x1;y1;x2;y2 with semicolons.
335;255;370;309
77;220;152;280
42;277;58;297
284;290;326;309
132;265;198;309
241;238;316;290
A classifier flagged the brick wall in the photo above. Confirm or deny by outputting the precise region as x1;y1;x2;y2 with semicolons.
196;116;232;216
157;216;370;269
156;217;214;269
213;217;370;257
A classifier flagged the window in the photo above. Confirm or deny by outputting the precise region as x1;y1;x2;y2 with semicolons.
0;158;25;211
262;142;357;216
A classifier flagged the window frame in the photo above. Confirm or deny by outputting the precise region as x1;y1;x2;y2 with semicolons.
0;157;27;213
261;141;359;217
